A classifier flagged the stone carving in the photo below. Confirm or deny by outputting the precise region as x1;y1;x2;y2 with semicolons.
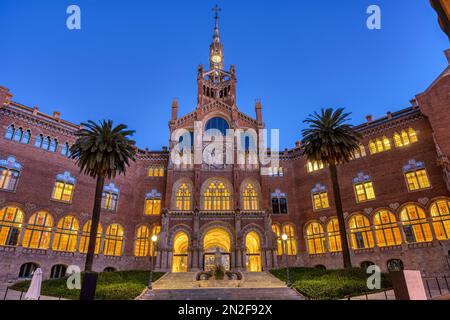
25;203;36;211
343;212;349;219
320;216;327;223
418;198;429;205
389;203;400;210
364;208;373;215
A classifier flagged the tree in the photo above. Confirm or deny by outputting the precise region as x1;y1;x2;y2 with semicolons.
301;108;362;269
70;120;136;299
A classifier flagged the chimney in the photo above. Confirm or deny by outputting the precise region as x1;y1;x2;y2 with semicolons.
53;111;61;119
386;111;392;120
0;86;12;106
33;106;39;115
366;115;373;123
255;99;263;124
171;99;178;121
295;141;301;148
162;146;168;152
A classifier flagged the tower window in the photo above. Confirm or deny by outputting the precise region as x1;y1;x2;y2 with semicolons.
205;117;229;136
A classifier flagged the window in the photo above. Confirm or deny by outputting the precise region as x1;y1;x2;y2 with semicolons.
400;205;433;243
352;144;367;159
52;216;79;252
176;183;191;211
387;259;404;272
306;222;326;254
135;225;151;257
307;160;324;173
148;166;164;177
203;182;231;211
312;192;329;211
0;167;20;191
349;215;375;249
360;261;375;270
102;192;119;211
0;206;24;246
145;199;161;215
13;127;23;142
103;224;124;256
373;210;402;247
243;183;258;211
282;224;297;256
369;137;391;155
34;134;43;148
49;139;58;152
21;130;31;144
327;218;342;252
272;191;288;214
272;224;282;256
79;221;102;254
19;263;38;278
5;125;15;140
150;225;161;256
50;264;67;279
22;211;53;249
394;128;418;147
205;117;229;136
405;169;430;191
268;167;284;177
52;181;74;202
61;143;70;156
430;200;450;240
354;182;375;203
42;136;50;150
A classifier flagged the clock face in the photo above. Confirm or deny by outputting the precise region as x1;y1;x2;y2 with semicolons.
211;55;222;63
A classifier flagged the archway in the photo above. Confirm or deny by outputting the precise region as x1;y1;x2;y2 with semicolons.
245;231;262;272
203;227;231;271
172;231;189;273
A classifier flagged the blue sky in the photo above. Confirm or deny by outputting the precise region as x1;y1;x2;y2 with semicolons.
0;0;448;150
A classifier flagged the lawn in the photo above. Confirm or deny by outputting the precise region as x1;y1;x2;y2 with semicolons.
270;267;392;300
10;270;165;300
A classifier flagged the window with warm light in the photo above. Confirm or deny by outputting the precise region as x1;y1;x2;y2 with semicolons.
243;183;258;211
172;231;189;273
327;218;342;252
306;222;326;254
0;206;24;246
354;181;375;203
52;216;79;252
349;215;375;249
103;224;124;256
373;210;402;247
352;144;367;159
148;166;164;177
307;160;324;173
0;167;20;192
102;192;119;211
369;137;391;155
52;181;74;203
405;169;430;191
176;183;191;211
430;199;450;240
400;205;433;243
135;225;151;257
282;224;297;256
203;182;231;211
79;221;102;254
22;211;53;249
312;192;329;211
271;224;283;256
145;198;161;215
394;128;418;147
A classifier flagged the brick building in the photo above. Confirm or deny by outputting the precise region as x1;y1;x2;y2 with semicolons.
0;15;450;281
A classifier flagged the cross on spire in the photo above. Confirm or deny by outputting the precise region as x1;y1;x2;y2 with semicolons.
212;4;221;20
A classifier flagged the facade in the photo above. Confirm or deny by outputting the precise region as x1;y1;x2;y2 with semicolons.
1;16;450;281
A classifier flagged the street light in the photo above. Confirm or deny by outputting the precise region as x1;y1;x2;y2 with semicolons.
148;235;158;290
281;233;292;287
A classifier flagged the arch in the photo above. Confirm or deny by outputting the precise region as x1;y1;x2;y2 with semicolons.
203;227;231;253
22;211;53;249
52;215;79;252
399;204;433;243
245;231;262;272
172;231;189;273
326;218;342;252
172;178;193;211
104;267;117;272
240;179;261;211
50;264;67;279
360;261;375;271
204;116;230;135
79;221;103;254
348;214;374;249
281;223;297;256
429;198;450;240
0;206;24;246
305;221;326;254
19;262;39;279
103;223;124;256
372;209;402;247
200;178;233;211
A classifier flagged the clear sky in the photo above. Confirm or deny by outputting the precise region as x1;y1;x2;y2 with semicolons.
0;0;448;150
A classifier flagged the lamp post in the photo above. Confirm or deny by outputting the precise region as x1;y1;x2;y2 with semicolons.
148;235;158;290
281;233;292;287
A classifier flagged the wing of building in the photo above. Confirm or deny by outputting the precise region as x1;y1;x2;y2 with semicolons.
0;14;450;281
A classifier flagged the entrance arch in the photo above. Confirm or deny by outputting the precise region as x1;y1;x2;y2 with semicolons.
245;231;262;272
203;227;231;271
172;231;189;273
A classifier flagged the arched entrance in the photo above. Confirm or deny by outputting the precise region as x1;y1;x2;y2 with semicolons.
203;227;231;271
172;231;189;273
245;231;262;272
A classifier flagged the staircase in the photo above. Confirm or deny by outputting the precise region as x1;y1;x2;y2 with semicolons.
139;271;304;300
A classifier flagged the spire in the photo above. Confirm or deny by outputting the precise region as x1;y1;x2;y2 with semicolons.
212;4;221;43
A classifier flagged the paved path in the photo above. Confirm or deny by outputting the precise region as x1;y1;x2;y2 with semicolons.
1;282;67;300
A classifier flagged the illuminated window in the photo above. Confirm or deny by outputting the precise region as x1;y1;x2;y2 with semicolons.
0;206;24;246
307;160;324;173
352;144;367;159
272;191;288;214
102;192;119;211
52;181;74;203
172;231;189;272
148;166;164;177
306;222;326;254
369;137;391;154
354;182;375;203
405;169;430;191
312;192;329;211
271;224;282;256
175;183;191;211
203;182;231;211
22;211;53;249
52;216;79;252
150;225;161;256
394;128;418;147
79;221;102;254
400;205;433;243
135;225;161;257
430;199;450;240
349;215;375;249
282;224;297;256
327;218;342;252
0;167;20;192
243;183;258;211
103;224;124;256
373;210;402;247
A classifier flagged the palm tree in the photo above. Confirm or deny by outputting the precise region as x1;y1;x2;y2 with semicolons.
70;120;136;299
301;108;362;269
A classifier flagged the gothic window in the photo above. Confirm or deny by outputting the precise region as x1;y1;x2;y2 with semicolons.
272;191;288;214
42;136;50;150
403;160;430;192
394;128;418;147
52;172;76;203
50;264;67;279
268;167;284;177
34;134;43;148
5;125;14;140
400;205;433;243
102;183;119;211
0;206;24;246
13;127;23;142
352;144;367;159
282;224;297;256
61;143;70;156
150;225;161;256
135;225;151;257
175;183;191;211
148;166;164;177
205;117;229;136
369;137;391;154
306;222;326;255
49;139;58;153
349;215;374;250
431;199;450;240
307;160;324;173
172;231;189;273
145;190;161;215
103;224;124;256
203;182;231;211
21;130;31;144
0;167;20;192
327;218;342;252
353;173;375;203
373;210;402;247
19;263;38;278
52;216;79;252
243;183;258;211
22;211;53;249
271;224;282;256
79;221;102;254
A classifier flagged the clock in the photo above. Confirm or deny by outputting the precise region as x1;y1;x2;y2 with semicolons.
211;54;222;63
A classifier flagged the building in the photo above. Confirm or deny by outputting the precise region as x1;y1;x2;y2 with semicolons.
1;13;450;281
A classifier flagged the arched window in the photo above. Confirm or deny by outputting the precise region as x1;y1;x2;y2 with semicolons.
176;183;191;211
13;127;23;142
0;206;24;246
0;156;21;191
360;261;375;270
61;143;70;156
79;221;102;254
49;139;58;153
307;160;324;173
21;130;31;144
104;224;124;256
52;172;76;203
282;224;297;256
306;222;326;254
400;205;433;243
394;128;418;147
205;117;229;135
387;259;404;272
271;224;282;256
203;182;231;211
104;267;116;272
148;166;164;177
135;225;151;257
150;225;161;256
42;136;50;150
373;210;402;247
243;183;258;211
145;190;161;215
349;215;374;249
52;216;79;252
430;199;450;240
5;125;14;140
327;218;342;252
172;231;189;273
19;262;39;278
50;264;67;279
22;211;53;249
34;134;43;148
